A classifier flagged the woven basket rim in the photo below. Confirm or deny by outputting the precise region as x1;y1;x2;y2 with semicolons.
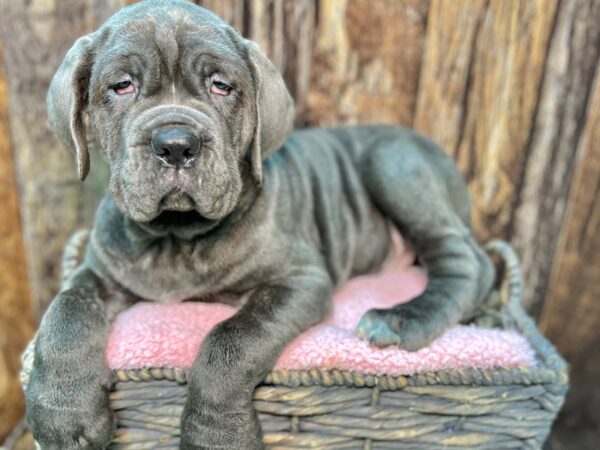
27;232;567;391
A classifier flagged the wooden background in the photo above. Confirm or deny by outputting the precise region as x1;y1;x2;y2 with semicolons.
0;0;598;446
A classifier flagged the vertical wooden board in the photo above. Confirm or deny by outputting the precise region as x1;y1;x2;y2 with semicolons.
197;0;245;31
539;68;600;373
245;0;317;126
0;0;120;318
540;66;600;448
511;0;600;312
306;0;429;127
0;43;35;442
414;0;558;242
413;0;488;152
279;0;316;125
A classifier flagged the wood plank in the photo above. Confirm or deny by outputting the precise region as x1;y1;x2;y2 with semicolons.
0;0;120;318
511;0;600;313
538;50;600;446
0;42;35;443
413;0;488;154
414;0;558;244
306;0;429;127
539;64;600;375
197;0;245;31
246;0;317;126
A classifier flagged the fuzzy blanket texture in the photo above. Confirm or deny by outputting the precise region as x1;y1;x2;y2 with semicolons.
106;237;535;376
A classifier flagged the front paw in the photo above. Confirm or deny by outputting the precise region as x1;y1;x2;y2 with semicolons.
25;368;115;449
180;399;263;450
357;304;436;351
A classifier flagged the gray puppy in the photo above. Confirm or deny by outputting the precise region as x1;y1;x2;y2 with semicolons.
26;1;495;449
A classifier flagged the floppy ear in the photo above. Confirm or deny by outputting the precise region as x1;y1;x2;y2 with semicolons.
46;35;96;181
246;41;295;185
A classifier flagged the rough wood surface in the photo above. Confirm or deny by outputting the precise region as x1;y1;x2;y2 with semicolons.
307;0;428;127
539;60;600;377
0;43;35;443
414;0;559;244
511;0;600;314
0;0;119;318
198;0;430;127
538;56;600;448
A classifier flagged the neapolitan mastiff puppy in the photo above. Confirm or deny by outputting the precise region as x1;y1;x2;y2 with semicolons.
26;0;495;448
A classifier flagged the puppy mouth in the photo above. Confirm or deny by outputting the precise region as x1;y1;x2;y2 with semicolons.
147;209;214;229
139;207;221;239
129;189;218;237
159;189;196;212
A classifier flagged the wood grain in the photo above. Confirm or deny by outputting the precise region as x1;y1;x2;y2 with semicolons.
0;0;119;318
0;42;35;443
539;61;600;375
538;55;600;441
511;0;600;313
245;0;317;126
414;0;558;244
306;0;428;127
197;0;245;31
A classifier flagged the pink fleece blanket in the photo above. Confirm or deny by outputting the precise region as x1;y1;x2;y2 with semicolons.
106;239;535;376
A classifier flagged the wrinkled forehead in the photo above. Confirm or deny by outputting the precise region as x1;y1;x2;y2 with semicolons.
93;1;246;78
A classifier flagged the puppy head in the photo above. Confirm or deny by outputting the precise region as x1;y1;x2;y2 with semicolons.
47;0;294;231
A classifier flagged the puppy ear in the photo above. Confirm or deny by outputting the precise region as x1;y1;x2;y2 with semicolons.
246;41;295;185
46;35;96;181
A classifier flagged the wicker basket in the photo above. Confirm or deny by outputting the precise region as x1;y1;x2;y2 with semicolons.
22;237;568;450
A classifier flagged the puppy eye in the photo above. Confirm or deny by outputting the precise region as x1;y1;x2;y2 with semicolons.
210;80;232;96
112;80;135;95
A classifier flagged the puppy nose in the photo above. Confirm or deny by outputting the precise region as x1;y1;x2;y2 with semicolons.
151;128;200;167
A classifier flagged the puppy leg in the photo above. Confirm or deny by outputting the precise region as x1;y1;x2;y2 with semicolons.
25;267;133;450
357;134;495;351
181;267;332;450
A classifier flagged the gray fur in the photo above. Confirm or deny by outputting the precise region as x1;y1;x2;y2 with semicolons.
28;1;495;449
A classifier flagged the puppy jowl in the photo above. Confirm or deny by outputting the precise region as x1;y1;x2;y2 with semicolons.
27;0;494;448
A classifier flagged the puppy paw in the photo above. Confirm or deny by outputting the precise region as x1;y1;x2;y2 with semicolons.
180;401;263;450
356;305;435;351
25;370;115;449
